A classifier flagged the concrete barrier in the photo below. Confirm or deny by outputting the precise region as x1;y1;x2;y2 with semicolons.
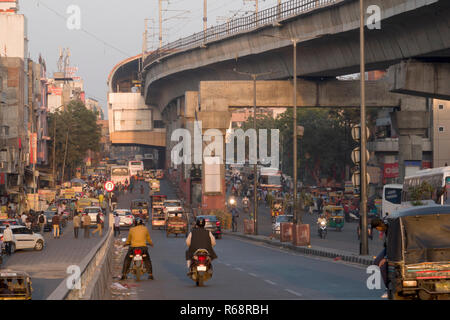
47;227;114;300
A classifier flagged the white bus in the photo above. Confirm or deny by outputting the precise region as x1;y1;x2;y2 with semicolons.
382;184;403;218
401;167;450;208
128;160;144;177
111;166;130;185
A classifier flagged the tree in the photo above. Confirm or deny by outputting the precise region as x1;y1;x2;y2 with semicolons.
48;100;101;182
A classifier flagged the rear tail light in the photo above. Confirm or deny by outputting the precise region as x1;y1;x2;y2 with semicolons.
216;221;220;226
403;281;418;287
198;255;207;263
134;249;142;255
0;236;3;241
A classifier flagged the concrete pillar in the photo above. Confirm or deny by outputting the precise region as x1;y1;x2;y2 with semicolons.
391;97;430;181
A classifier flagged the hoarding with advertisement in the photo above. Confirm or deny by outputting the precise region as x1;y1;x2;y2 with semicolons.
383;163;399;179
30;133;37;164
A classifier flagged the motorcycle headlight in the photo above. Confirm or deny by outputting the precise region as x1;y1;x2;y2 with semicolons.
229;198;236;205
320;221;326;226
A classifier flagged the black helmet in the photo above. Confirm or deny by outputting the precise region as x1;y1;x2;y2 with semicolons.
196;217;206;228
135;218;144;226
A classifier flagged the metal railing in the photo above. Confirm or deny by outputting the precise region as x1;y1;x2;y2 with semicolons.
144;0;337;68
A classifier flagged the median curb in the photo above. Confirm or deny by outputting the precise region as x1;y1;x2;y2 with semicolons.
223;231;374;267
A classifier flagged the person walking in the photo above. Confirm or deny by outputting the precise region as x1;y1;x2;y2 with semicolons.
3;224;15;256
38;212;46;233
73;213;81;239
92;210;103;237
21;213;28;226
231;207;239;232
82;213;91;238
52;213;60;239
114;213;121;237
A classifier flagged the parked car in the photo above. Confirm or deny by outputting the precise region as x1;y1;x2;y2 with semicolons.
0;225;45;252
195;215;222;239
272;215;294;236
114;209;134;228
0;219;22;227
83;207;103;227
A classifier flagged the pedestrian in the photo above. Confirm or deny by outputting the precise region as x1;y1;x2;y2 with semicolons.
7;206;13;219
3;224;15;256
82;214;91;238
92;210;103;237
114;213;121;237
73;213;81;239
38;211;46;233
21;212;28;225
231;207;239;232
52;213;60;239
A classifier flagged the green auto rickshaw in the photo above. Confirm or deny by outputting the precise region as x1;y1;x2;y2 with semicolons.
324;205;345;231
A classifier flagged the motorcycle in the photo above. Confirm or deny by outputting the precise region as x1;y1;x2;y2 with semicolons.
189;249;213;287
318;220;327;239
129;247;148;281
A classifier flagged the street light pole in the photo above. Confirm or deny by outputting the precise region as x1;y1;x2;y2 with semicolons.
293;40;299;225
234;69;272;235
360;0;369;255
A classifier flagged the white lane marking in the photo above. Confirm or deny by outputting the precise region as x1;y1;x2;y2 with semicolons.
234;267;244;272
225;263;231;267
265;280;277;286
285;289;303;297
248;273;258;278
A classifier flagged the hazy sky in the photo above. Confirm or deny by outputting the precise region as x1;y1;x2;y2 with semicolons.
19;0;280;118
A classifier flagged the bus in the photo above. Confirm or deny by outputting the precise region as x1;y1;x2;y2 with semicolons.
128;160;144;177
111;166;130;185
401;167;450;208
382;184;403;218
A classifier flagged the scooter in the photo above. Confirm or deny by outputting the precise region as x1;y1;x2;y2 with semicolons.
318;220;327;239
189;249;213;287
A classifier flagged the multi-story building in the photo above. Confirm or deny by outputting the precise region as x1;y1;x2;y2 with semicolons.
432;99;450;168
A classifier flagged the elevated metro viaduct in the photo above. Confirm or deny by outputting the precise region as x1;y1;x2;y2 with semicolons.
104;0;449;210
107;54;166;168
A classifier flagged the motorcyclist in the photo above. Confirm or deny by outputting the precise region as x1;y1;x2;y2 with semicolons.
185;217;217;275
121;218;154;280
317;214;327;227
242;196;249;209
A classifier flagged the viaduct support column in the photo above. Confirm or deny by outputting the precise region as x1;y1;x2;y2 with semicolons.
391;97;430;181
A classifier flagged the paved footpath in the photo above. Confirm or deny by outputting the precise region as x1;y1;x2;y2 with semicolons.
1;215;109;300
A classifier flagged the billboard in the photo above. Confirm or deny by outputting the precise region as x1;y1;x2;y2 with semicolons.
383;163;399;179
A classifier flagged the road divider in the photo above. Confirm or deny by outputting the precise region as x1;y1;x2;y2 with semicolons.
47;226;114;300
224;231;374;266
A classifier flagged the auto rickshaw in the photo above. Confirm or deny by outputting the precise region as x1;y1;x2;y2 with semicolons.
384;206;450;300
271;198;285;223
131;199;149;220
165;210;189;237
323;205;345;231
0;271;33;300
151;195;167;230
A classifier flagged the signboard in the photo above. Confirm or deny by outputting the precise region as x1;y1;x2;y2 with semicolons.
383;163;399;179
104;181;115;192
48;86;63;96
29;133;37;164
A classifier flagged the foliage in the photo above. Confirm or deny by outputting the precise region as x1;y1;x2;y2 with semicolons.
408;181;434;206
48;100;101;181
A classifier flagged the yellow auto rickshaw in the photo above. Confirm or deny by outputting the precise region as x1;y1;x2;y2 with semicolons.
323;205;345;231
0;271;33;300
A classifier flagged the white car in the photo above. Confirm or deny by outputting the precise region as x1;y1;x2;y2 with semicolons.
83;207;104;226
0;226;45;252
163;200;183;214
114;209;134;228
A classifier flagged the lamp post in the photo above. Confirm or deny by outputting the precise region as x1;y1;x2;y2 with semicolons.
262;34;300;224
233;69;272;235
359;0;369;255
52;105;64;187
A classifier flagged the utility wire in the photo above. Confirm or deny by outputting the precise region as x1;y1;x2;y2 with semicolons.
35;0;131;58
